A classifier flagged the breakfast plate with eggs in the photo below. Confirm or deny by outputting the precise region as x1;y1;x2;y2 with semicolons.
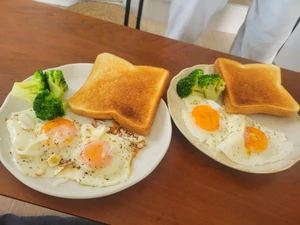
167;64;300;173
0;63;172;199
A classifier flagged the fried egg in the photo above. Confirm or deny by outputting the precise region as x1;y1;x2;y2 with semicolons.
55;134;135;187
6;108;147;187
181;95;294;166
216;117;294;166
181;95;245;149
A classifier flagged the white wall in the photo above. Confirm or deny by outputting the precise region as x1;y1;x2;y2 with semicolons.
34;0;80;7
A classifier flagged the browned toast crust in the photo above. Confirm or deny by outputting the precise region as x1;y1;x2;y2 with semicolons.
214;58;299;117
68;53;170;135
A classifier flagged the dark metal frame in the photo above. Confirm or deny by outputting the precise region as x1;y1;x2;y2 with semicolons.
124;0;144;30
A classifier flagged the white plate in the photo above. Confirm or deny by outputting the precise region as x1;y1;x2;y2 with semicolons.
0;63;172;199
167;64;300;174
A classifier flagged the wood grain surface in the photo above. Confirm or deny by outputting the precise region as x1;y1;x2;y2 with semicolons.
1;1;300;225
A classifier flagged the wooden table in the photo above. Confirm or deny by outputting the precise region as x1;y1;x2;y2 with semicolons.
1;1;300;225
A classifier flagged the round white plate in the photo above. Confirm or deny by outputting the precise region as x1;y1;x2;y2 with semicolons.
167;64;300;174
0;63;172;199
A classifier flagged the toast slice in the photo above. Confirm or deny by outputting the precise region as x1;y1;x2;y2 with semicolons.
68;53;169;135
214;58;299;117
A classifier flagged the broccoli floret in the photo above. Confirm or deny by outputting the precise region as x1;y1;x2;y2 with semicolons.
45;70;68;99
176;69;204;98
11;70;48;103
33;90;66;120
197;74;226;101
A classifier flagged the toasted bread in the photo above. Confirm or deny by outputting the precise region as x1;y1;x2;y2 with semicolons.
214;58;299;117
68;53;169;135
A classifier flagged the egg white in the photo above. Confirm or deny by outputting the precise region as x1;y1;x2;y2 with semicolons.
6;109;52;177
216;117;294;166
6;108;147;187
56;134;134;187
181;95;294;167
182;95;246;150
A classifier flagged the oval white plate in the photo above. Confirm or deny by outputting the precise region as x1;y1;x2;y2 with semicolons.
0;63;172;199
167;64;300;174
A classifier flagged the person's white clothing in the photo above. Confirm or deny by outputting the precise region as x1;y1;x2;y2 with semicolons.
165;0;300;64
165;0;227;44
274;22;300;72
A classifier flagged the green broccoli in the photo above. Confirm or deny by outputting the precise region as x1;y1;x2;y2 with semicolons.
197;74;226;101
11;70;48;103
33;90;66;120
176;69;204;98
45;70;68;99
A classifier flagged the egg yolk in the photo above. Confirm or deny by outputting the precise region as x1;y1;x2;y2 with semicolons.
40;118;77;148
191;105;220;131
80;140;112;169
244;126;268;156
